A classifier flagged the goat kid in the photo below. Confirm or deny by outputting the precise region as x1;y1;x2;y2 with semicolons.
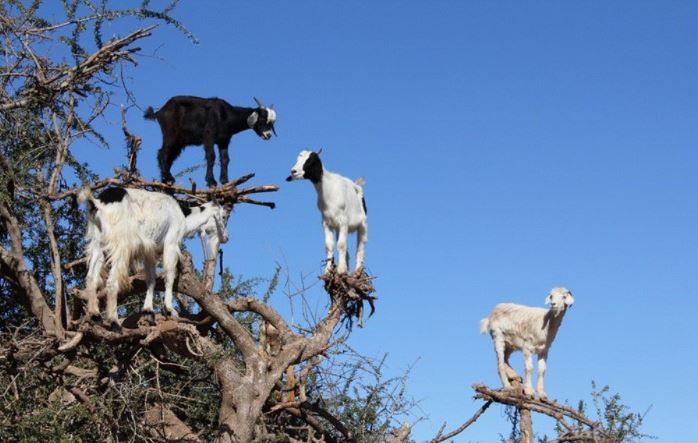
286;150;367;274
79;187;229;324
480;287;574;399
145;96;277;187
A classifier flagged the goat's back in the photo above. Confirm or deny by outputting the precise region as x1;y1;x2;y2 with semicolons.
484;303;547;328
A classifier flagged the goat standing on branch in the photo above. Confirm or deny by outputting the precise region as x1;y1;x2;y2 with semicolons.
79;187;229;325
145;96;277;187
286;150;368;274
480;287;574;400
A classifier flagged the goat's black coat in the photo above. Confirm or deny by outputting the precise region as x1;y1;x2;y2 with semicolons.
176;200;206;217
97;187;127;204
145;96;276;187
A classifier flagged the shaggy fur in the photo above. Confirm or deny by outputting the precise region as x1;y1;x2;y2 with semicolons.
79;187;229;323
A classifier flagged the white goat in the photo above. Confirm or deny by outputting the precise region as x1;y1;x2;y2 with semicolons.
286;150;367;274
79;187;229;324
480;287;574;399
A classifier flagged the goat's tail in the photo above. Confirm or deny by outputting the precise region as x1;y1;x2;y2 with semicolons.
143;106;157;120
479;318;490;335
353;177;367;215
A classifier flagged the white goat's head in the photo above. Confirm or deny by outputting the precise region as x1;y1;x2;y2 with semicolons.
545;287;574;313
203;201;229;244
286;150;323;183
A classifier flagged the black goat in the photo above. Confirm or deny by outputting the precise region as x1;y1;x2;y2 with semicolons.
144;96;277;187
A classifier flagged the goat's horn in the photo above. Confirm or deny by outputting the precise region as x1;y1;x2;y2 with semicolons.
253;97;264;107
316;147;323;155
271;124;277;137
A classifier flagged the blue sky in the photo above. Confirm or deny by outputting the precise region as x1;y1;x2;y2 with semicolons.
57;1;698;441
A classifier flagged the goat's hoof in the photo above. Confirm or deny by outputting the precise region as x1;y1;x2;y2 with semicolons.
538;393;549;402
105;320;122;332
88;313;102;323
165;310;179;320
524;388;535;397
140;311;156;324
206;179;218;188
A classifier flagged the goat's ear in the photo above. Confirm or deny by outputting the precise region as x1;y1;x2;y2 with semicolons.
247;112;259;127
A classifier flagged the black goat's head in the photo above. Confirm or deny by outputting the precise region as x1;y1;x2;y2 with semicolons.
247;97;277;140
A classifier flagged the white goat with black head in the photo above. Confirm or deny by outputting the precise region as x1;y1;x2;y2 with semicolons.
286;150;367;274
79;187;229;324
480;287;574;400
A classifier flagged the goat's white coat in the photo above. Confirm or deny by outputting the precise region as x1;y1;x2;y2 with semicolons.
288;151;367;274
480;287;574;399
79;188;228;322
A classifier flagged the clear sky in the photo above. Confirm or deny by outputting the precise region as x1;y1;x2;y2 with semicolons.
57;1;697;441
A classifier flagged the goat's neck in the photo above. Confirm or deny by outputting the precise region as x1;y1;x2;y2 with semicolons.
228;106;257;134
542;307;567;341
184;207;214;235
311;168;330;193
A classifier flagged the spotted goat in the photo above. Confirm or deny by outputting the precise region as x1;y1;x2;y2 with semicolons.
286;150;367;274
79;186;229;324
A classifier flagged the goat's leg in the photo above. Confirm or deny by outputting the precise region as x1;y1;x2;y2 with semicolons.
204;142;217;187
158;142;182;184
494;334;512;390
523;349;534;397
142;255;156;314
323;221;335;273
536;352;548;400
336;225;349;274
104;261;123;326
84;244;104;319
162;245;179;318
503;346;521;383
355;222;368;273
218;142;230;184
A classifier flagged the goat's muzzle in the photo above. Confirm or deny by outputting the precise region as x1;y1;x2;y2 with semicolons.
285;175;293;182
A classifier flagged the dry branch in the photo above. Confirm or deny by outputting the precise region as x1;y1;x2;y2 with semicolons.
428;401;492;443
321;270;377;328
